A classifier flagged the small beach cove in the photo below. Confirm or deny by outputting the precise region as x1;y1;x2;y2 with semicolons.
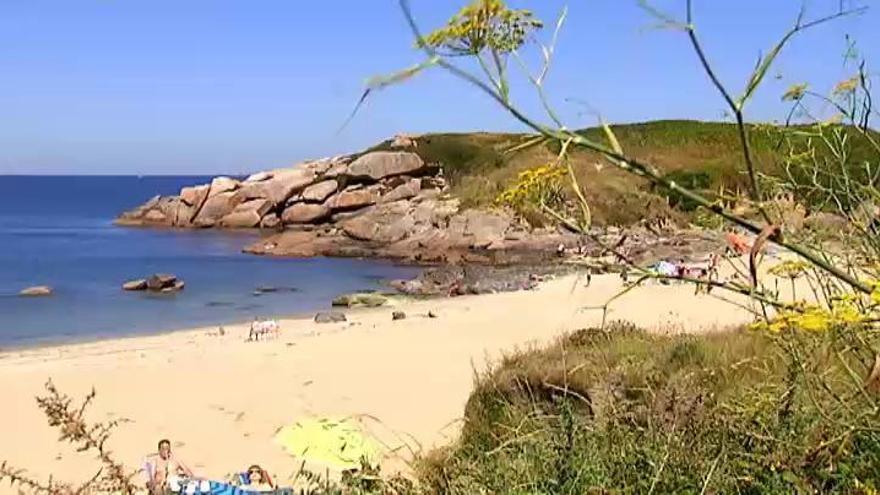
0;176;420;348
0;268;759;491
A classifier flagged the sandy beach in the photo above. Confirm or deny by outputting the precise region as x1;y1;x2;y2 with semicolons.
0;269;759;490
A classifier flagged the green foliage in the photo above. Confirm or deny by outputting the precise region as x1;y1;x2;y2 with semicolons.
660;169;713;211
415;323;880;494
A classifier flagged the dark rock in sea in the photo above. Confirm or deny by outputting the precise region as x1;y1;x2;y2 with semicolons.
146;273;178;291
122;279;148;291
253;286;299;296
19;286;53;297
314;311;347;324
392;311;406;321
206;301;234;307
160;280;185;293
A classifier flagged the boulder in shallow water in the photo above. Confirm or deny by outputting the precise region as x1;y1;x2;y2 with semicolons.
392;311;406;321
146;274;178;291
314;311;347;323
161;280;185;293
19;286;53;297
122;279;148;291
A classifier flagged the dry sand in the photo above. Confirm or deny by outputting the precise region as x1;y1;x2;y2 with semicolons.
0;269;761;491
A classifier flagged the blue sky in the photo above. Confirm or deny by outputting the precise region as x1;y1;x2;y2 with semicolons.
0;0;876;175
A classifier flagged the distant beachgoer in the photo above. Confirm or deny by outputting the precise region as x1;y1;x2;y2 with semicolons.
725;231;751;256
146;439;193;494
585;269;592;287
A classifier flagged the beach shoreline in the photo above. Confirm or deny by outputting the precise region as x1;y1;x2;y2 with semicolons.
0;270;758;492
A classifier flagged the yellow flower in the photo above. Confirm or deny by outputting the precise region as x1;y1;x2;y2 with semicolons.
782;83;808;102
768;260;810;279
833;75;859;96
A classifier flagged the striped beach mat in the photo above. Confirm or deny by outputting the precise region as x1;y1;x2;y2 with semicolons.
168;480;292;495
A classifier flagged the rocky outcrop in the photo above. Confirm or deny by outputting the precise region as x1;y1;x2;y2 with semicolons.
116;151;439;231
120;140;701;266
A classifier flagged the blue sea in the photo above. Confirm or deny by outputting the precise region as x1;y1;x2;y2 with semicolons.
0;176;419;348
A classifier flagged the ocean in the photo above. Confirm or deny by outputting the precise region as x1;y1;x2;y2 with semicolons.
0;176;419;348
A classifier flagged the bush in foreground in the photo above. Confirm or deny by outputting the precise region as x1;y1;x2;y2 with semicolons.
417;322;880;494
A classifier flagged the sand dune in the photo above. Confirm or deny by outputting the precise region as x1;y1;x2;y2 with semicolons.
0;269;760;491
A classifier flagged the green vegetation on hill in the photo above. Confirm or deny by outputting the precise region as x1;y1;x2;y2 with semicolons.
371;120;878;226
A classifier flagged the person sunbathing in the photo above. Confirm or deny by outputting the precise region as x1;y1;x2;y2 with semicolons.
241;464;275;492
146;439;194;494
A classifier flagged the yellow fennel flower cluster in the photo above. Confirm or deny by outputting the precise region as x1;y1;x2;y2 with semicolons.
768;260;811;279
751;297;866;334
495;163;566;211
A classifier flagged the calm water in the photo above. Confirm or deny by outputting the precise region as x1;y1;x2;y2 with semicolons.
0;176;418;348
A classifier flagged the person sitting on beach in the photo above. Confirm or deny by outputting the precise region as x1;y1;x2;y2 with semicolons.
146;439;194;494
237;464;275;492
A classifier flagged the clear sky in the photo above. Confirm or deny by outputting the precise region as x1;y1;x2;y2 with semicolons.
0;0;876;175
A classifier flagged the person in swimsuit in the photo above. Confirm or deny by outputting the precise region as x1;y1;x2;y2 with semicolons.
147;439;194;494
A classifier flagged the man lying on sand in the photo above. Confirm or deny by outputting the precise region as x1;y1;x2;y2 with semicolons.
146;438;194;494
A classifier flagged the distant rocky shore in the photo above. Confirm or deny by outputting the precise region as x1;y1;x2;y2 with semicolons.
117;138;725;272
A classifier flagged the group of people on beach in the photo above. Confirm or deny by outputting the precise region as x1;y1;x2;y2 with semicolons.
145;439;277;494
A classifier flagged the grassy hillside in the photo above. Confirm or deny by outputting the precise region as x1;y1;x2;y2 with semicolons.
370;120;878;226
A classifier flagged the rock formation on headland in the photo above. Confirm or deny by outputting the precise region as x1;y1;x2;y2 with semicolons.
117;136;721;265
117;141;586;264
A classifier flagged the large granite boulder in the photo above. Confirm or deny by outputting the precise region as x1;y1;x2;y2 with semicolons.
260;213;282;230
180;185;209;206
218;199;273;228
208;177;240;197
194;191;238;227
465;209;513;248
244;171;273;183
301;180;339;203
235;169;317;206
381;178;421;204
346;152;429;181
341;201;416;243
328;185;383;211
282;203;331;224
